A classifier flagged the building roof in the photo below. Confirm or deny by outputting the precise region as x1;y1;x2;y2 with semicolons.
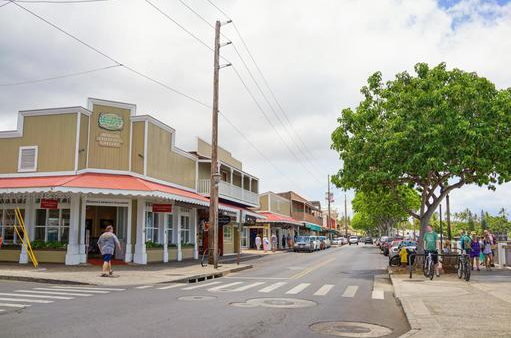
256;212;302;225
0;173;211;207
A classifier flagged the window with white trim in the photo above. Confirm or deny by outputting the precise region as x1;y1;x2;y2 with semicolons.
0;209;25;245
166;215;174;244
18;146;38;172
34;208;70;243
223;225;232;242
145;211;160;243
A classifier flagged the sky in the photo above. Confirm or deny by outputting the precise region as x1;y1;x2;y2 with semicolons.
1;0;511;217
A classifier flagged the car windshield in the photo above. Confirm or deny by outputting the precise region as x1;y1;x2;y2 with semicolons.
296;236;309;242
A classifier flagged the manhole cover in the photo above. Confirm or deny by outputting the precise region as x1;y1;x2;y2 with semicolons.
230;298;316;309
177;295;216;301
310;322;392;337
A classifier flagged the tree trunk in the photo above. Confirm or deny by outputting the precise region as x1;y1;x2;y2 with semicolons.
417;212;434;253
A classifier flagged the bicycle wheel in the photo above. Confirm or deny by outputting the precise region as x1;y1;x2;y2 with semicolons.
389;255;400;267
423;258;429;278
428;259;434;280
200;250;208;267
457;258;463;279
464;261;471;282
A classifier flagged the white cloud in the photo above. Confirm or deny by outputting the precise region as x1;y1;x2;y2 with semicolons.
0;0;510;215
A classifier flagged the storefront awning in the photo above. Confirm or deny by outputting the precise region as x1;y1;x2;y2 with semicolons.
0;173;211;207
256;212;302;226
304;222;322;232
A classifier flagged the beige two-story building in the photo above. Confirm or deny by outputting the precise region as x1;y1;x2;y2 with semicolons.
0;98;259;265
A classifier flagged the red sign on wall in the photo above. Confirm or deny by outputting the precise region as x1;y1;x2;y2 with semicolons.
152;204;172;213
40;199;59;209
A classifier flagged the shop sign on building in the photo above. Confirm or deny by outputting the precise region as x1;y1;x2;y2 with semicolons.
152;204;172;213
40;199;58;209
98;113;124;131
96;132;124;148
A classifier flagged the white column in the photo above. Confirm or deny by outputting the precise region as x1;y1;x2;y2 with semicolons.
78;196;87;263
163;213;169;263
19;196;34;264
193;209;198;259
177;207;182;261
65;194;81;265
133;198;147;264
124;200;133;263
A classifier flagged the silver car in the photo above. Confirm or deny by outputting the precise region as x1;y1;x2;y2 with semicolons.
293;236;314;252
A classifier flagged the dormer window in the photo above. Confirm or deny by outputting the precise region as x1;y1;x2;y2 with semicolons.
18;146;38;172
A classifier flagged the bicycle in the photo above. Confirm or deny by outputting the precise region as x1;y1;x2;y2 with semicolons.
200;248;223;267
456;249;471;282
408;250;417;279
423;251;435;280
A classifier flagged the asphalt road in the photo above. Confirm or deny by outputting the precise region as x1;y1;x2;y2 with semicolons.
0;244;410;338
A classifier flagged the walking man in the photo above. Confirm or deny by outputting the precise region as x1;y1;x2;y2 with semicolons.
97;225;121;277
423;225;440;277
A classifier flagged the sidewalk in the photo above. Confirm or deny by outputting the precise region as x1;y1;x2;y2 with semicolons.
0;260;252;286
391;270;511;337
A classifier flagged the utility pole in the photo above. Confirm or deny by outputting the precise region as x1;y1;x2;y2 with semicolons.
446;194;452;240
327;175;331;237
344;192;348;237
208;20;231;269
439;203;443;251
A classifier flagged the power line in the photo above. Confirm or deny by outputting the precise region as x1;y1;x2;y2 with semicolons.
169;0;322;183
6;0;303;189
0;64;121;86
205;0;326;175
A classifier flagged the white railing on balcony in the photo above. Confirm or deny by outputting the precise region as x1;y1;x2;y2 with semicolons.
198;179;258;206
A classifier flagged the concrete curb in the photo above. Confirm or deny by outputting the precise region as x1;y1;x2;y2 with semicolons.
388;272;422;338
0;264;253;286
0;275;91;285
171;264;253;284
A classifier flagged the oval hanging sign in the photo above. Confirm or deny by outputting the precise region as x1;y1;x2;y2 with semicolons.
98;113;124;131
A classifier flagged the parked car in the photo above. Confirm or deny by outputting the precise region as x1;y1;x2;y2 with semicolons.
293;236;314;252
309;235;321;251
363;237;373;245
341;237;348;245
381;237;395;255
324;237;331;248
389;240;417;266
377;236;390;249
332;237;342;246
348;235;359;245
384;238;403;256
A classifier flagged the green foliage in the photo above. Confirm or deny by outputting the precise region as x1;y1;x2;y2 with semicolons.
145;241;164;248
331;62;511;242
30;240;67;250
351;186;420;234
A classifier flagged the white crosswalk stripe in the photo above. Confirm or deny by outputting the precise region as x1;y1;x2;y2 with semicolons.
182;281;222;290
0;297;53;304
33;288;109;294
0;293;74;300
208;282;243;292
314;284;335;296
258;282;287;293
16;290;93;297
135;286;153;289
371;287;384;300
342;285;358;298
157;283;186;290
0;303;30;308
285;283;310;295
50;286;126;291
229;282;265;292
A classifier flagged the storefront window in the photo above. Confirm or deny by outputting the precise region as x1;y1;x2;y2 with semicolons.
241;228;248;248
33;208;70;243
167;216;174;244
145;212;160;243
224;226;232;242
0;209;24;245
180;215;190;244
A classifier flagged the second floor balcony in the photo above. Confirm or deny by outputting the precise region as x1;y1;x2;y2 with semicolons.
292;210;323;226
198;179;259;207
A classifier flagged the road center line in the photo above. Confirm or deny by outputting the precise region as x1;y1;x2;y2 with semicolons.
290;258;336;279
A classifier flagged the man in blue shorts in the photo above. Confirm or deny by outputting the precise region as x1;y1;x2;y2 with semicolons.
97;225;121;277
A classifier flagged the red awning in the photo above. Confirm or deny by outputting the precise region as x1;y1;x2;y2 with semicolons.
0;173;210;206
256;212;302;225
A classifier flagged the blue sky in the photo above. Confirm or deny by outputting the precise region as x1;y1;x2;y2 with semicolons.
439;0;511;8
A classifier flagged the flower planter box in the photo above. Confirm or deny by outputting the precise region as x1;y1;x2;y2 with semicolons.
0;248;21;262
146;247;164;263
167;247;177;261
31;249;67;264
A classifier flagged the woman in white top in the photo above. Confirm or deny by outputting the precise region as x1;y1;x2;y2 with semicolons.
482;234;493;271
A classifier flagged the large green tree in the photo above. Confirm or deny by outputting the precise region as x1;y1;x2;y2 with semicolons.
331;63;511;249
351;187;419;236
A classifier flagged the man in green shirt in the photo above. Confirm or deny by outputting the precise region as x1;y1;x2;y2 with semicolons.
423;225;440;277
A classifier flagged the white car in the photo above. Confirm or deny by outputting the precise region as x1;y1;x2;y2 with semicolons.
332;238;342;246
309;235;321;251
348;236;359;245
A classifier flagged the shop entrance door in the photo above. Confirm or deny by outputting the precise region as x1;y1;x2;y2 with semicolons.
85;205;127;262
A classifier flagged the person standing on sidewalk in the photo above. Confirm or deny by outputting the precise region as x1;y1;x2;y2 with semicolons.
482;233;493;271
271;233;277;252
423;225;440;277
469;233;481;271
97;225;121;277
